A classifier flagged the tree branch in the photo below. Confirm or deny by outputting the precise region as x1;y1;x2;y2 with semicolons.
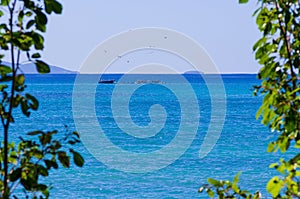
3;0;18;195
274;1;296;90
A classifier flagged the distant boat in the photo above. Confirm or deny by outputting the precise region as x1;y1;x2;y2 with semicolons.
135;80;164;84
98;79;115;84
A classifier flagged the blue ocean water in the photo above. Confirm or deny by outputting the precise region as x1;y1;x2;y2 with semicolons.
6;74;289;198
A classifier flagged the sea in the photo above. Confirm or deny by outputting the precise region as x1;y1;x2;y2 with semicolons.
6;74;294;198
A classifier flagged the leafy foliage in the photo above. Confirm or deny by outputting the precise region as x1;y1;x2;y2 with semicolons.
0;0;84;198
199;173;262;199
1;129;84;198
200;0;300;198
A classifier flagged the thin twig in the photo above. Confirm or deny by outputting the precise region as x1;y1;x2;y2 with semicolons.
274;1;296;90
3;0;18;195
273;0;300;132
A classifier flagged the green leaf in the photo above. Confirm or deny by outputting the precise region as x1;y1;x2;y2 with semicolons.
37;165;49;177
295;140;300;148
0;24;8;32
21;99;30;117
31;53;41;59
37;184;47;191
39;133;52;146
44;1;51;14
9;168;22;182
58;151;70;168
0;76;12;83
35;10;48;25
207;178;222;187
207;189;214;198
44;0;63;14
267;142;276;153
0;84;8;91
31;148;43;159
27;131;45;136
10;153;18;164
44;159;58;169
266;176;282;198
73;131;80;139
16;74;25;85
68;140;76;145
26;20;35;29
0;65;12;75
35;60;50;74
25;11;32;17
31;32;44;50
36;22;46;32
289;154;300;164
9;115;14;123
35;10;48;32
26;93;39;110
18;10;24;22
232;172;241;192
53;140;62;149
278;136;289;153
70;150;84;167
253;37;267;51
51;0;63;14
269;163;278;169
239;0;248;3
0;0;10;6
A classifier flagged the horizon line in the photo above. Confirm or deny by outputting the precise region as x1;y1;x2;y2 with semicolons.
24;72;258;75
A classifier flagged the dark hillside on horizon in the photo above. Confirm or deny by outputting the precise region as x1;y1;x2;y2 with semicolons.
0;61;77;74
184;70;203;74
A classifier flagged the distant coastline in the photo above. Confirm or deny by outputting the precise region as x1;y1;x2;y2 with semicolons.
183;70;203;74
0;62;257;75
1;61;78;74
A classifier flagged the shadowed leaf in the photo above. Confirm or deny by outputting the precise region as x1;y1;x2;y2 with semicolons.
35;60;50;74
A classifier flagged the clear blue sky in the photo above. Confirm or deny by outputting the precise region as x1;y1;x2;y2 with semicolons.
41;1;261;73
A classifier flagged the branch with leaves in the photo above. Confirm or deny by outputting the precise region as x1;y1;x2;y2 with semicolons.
0;0;84;198
1;128;84;198
200;0;300;198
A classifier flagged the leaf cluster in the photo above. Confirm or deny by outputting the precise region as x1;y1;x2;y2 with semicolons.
0;0;85;198
199;173;261;199
200;0;300;198
0;0;62;73
0;128;84;198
